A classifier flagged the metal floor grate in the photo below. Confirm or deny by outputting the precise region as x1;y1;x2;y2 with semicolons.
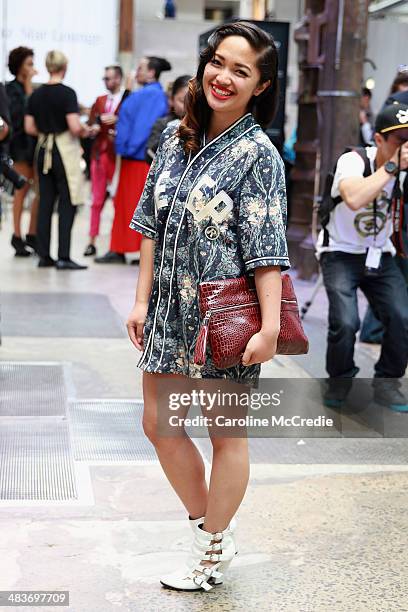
0;417;78;500
1;293;126;338
0;362;67;416
69;400;157;462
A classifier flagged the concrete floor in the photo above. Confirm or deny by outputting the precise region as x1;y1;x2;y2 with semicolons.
1;196;408;612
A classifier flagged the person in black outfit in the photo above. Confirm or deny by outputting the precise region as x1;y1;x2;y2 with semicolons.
6;47;39;256
0;83;10;142
0;82;10;118
25;50;90;269
0;83;11;224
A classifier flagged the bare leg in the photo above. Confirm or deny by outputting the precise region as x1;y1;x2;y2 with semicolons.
185;435;250;575
142;372;208;518
12;162;32;237
28;195;39;235
203;436;249;533
150;377;249;584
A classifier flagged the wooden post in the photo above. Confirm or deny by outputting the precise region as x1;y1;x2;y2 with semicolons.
253;0;266;20
318;0;370;191
288;0;325;278
289;0;370;279
118;0;134;75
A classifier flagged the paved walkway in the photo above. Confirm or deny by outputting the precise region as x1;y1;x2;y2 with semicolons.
0;198;407;611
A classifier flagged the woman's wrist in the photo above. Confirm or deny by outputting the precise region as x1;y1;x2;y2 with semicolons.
260;327;280;339
134;297;149;307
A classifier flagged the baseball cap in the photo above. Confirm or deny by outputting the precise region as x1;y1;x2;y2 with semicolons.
375;102;408;134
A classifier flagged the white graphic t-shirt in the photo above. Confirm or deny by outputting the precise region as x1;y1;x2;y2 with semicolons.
316;146;406;257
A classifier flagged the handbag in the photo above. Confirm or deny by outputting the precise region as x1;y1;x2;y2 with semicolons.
193;274;309;370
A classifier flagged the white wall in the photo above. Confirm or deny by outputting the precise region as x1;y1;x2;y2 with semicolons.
134;18;215;88
0;0;117;106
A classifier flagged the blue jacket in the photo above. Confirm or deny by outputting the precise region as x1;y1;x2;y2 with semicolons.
115;82;168;160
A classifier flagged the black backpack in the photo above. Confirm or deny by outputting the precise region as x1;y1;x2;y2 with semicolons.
319;146;371;247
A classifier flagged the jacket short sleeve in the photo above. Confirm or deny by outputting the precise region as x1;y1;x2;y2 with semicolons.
238;147;290;272
129;159;158;240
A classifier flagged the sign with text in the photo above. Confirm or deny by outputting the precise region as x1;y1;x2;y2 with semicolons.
0;0;117;106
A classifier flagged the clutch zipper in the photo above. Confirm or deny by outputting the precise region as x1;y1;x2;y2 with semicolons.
202;298;297;324
202;300;258;325
194;298;298;366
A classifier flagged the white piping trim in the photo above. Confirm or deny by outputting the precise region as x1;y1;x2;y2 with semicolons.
155;123;259;371
130;220;156;236
138;151;193;368
245;256;290;264
138;144;192;367
142;114;254;370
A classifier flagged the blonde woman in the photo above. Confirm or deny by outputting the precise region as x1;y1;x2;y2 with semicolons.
25;50;90;269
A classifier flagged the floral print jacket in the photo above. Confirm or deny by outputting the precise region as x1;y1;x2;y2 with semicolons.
130;113;290;381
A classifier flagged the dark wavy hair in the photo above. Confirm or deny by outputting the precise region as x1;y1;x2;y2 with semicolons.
8;46;34;77
390;71;408;94
171;74;191;97
178;21;279;154
147;56;172;80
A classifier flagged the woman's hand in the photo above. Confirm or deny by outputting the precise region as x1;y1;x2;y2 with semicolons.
242;329;279;366
243;266;282;367
126;301;148;351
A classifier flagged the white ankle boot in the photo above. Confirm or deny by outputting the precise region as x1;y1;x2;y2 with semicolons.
160;524;236;591
188;515;205;531
189;515;238;557
189;515;237;534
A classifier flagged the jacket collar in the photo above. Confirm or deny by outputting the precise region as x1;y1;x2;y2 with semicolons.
203;113;257;147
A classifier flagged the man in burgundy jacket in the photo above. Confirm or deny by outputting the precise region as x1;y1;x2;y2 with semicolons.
84;65;129;256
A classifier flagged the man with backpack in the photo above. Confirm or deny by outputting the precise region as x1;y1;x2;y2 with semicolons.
317;103;408;411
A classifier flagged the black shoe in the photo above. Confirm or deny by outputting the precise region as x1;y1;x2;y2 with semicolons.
56;259;88;270
25;234;38;253
322;378;353;409
83;244;96;257
38;256;56;268
11;234;31;257
95;251;126;264
373;379;408;413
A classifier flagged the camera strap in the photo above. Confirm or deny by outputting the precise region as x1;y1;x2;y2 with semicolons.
372;158;378;247
390;149;407;257
373;196;378;246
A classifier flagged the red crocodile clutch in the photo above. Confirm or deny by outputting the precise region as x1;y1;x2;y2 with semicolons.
193;274;309;369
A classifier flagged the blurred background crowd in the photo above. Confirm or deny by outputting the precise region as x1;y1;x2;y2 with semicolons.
0;0;407;274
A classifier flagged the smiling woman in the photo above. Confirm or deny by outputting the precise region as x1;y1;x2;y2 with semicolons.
179;21;279;153
126;20;290;594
